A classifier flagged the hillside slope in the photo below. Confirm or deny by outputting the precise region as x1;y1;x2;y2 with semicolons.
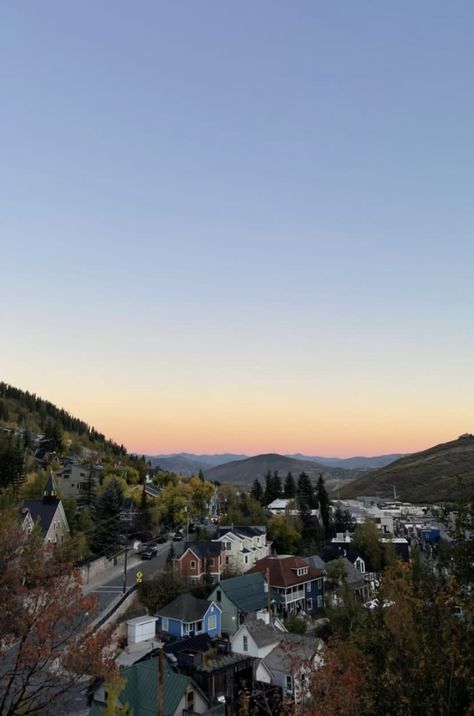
337;435;474;502
203;453;360;491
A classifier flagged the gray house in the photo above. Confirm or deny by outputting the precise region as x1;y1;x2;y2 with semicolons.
23;475;70;546
208;572;268;635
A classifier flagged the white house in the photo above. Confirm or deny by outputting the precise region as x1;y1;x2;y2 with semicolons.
214;525;271;573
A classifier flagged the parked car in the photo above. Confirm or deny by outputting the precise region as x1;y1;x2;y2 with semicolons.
172;533;183;542
139;547;158;560
155;535;167;544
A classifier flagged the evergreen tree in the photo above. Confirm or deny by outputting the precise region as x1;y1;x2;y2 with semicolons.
264;469;272;504
250;478;264;504
316;474;330;532
43;420;64;453
92;478;124;556
297;471;316;511
78;464;97;509
198;469;205;482
0;432;25;490
284;471;296;499
271;470;282;498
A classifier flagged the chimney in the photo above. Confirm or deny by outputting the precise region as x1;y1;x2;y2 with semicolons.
256;609;270;625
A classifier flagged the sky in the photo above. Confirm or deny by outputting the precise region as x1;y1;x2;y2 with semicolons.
1;1;473;457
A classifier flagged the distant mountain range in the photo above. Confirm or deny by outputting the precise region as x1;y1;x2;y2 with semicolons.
147;451;402;476
337;435;474;503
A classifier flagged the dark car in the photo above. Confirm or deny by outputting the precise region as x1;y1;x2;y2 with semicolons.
155;535;167;544
172;533;183;542
139;547;158;560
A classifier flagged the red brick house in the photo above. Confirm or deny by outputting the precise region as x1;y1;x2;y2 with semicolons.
176;541;223;584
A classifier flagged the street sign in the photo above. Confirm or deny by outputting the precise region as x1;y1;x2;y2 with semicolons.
136;570;143;583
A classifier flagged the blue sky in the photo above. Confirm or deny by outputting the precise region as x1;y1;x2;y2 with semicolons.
1;1;473;455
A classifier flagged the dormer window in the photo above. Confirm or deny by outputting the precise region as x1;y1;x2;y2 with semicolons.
296;567;308;577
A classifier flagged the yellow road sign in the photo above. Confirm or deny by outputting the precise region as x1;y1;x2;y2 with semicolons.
136;570;143;583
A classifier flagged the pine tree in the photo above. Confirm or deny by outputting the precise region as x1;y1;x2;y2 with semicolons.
250;478;264;504
284;471;296;498
316;474;330;532
92;478;124;556
271;470;282;498
297;471;316;511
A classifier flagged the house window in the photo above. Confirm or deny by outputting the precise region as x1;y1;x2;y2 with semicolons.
208;615;216;630
306;598;313;611
216;590;222;603
243;635;248;652
317;595;323;608
186;690;194;711
244;555;248;564
196;621;203;632
226;556;229;565
190;560;196;569
191;578;197;585
286;675;293;692
297;567;308;576
209;558;215;567
161;618;169;632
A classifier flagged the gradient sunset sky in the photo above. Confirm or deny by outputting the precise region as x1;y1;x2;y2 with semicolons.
2;2;473;457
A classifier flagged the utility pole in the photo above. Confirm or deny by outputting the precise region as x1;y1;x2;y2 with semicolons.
122;500;134;594
266;567;271;615
157;648;164;716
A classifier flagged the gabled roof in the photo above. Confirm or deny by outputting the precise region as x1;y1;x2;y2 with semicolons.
23;499;60;537
180;540;222;561
215;525;266;540
325;557;366;588
264;633;323;672
164;633;213;656
304;555;327;572
214;572;267;613
90;656;195;716
240;615;284;648
319;545;362;565
157;594;218;623
247;555;323;587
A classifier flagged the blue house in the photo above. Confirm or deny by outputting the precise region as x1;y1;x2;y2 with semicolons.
247;555;325;615
156;594;222;638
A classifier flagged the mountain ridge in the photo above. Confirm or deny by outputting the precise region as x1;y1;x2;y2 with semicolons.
336;435;474;502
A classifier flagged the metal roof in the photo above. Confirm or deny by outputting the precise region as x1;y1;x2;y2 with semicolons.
213;572;267;613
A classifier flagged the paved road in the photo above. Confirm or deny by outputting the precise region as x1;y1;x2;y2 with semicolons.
83;540;185;615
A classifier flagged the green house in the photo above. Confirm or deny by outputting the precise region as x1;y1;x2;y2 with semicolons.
208;572;268;635
89;656;213;716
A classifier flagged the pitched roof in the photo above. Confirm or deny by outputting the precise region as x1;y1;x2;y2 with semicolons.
325;557;366;588
304;555;327;572
23;499;60;536
241;615;285;648
247;555;323;587
181;540;222;561
264;634;323;672
90;656;194;716
215;525;266;539
319;545;362;565
157;594;216;622
215;572;267;613
164;633;213;656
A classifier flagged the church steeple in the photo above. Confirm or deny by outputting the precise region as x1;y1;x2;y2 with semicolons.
43;473;58;503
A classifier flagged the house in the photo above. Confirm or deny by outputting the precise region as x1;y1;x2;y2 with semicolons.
176;540;223;584
89;656;215;716
267;498;320;519
231;613;286;662
22;475;70;546
260;633;324;705
213;525;271;573
208;572;268;634
325;556;371;602
165;635;255;712
156;594;222;638
319;544;366;574
247;555;325;615
54;463;102;500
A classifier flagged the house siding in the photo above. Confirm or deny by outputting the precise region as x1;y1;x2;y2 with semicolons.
208;588;238;635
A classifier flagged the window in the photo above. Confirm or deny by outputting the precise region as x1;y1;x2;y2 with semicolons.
216;590;222;603
317;595;323;608
225;542;232;550
226;556;229;565
297;567;308;576
286;675;293;692
243;635;248;652
186;690;194;710
208;615;216;630
190;560;196;569
161;618;169;632
209;558;215;567
245;555;248;564
197;621;203;631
